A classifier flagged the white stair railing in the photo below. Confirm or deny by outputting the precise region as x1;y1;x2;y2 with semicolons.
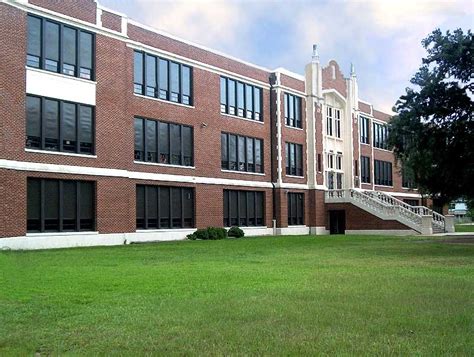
361;190;445;231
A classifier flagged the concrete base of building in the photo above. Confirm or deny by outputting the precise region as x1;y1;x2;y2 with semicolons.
345;229;418;236
310;226;330;235
275;226;310;235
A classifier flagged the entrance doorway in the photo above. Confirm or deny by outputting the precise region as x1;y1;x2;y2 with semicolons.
329;210;345;234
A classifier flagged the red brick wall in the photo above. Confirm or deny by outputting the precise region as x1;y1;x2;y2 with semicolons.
322;60;347;98
101;10;121;32
29;0;97;24
326;203;410;230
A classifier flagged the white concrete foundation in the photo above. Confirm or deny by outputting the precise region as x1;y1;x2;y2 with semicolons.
345;229;417;236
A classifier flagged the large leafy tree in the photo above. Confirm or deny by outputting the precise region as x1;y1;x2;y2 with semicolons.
389;28;474;206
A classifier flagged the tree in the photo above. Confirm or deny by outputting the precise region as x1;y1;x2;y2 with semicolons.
389;28;474;206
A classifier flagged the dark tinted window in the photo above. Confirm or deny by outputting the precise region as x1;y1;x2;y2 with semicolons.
223;190;265;227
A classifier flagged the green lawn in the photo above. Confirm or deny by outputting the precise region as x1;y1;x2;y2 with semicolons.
456;224;474;232
0;235;473;355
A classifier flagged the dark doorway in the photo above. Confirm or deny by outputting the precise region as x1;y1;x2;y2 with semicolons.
329;210;345;234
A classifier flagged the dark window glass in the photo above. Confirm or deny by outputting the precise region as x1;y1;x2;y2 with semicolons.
170;62;180;102
183;188;194;228
255;139;262;173
134;118;144;161
374;160;392;186
136;185;145;229
158;59;169;100
220;77;227;113
62;180;77;231
228;79;236;115
44;99;59;150
145;54;156;97
360;116;369;144
182;65;191;105
237;82;244;117
79;105;93;154
159;122;169;164
26;96;94;154
79;181;94;230
146;120;157;162
170;124;181;165
44;21;59;72
182;126;193;166
229;134;237;170
223;190;264;227
136;185;194;229
26;96;41;149
286;142;303;176
373;122;388;149
288;193;304;225
134;51;144;94
26;15;94;80
295;97;302;128
289;94;294;126
63;27;76;76
27;179;41;231
62;102;77;152
245;84;253;119
254;87;262;121
79;31;93;79
159;187;170;228
27;178;95;233
221;133;228;169
147;186;158;228
44;180;59;231
238;136;246;171
221;133;263;173
27;16;41;68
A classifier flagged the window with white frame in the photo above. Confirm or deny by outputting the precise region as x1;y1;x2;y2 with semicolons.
326;106;341;137
327;153;334;169
336;154;342;170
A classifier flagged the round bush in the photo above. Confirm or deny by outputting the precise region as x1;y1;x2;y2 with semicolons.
228;226;245;238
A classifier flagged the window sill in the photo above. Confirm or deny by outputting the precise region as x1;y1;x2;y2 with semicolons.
26;66;97;84
374;184;394;188
284;125;304;131
286;174;305;178
224;226;268;229
287;225;306;227
221;112;264;125
134;161;195;170
326;136;343;141
25;148;97;158
360;142;371;147
221;169;265;176
373;147;391;153
134;93;195;109
402;187;418;190
136;228;195;233
27;231;99;237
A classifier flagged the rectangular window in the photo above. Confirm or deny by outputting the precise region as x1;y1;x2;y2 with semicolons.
286;142;303;176
360;116;369;144
223;190;265;227
284;93;302;128
373;122;389;149
317;154;322;172
334;109;341;138
134;51;192;105
361;156;370;183
336;155;342;170
134;117;193;167
26;95;95;154
374;159;392;186
27;178;95;232
221;133;263;173
288;192;304;226
27;15;95;80
136;185;194;229
220;76;263;121
134;51;144;94
326;106;333;136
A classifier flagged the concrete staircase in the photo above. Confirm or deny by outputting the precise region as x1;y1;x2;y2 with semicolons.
325;189;453;234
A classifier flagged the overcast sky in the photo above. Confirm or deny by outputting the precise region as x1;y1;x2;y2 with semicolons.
100;0;473;113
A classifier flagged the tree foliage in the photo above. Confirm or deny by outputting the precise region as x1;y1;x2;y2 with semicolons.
389;28;474;205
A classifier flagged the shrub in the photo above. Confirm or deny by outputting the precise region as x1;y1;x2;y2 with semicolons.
228;226;244;238
187;227;226;240
207;227;227;240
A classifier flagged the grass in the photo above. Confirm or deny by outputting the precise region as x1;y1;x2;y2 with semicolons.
0;235;473;355
456;224;474;232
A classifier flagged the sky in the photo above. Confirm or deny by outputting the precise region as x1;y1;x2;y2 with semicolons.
100;0;473;113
